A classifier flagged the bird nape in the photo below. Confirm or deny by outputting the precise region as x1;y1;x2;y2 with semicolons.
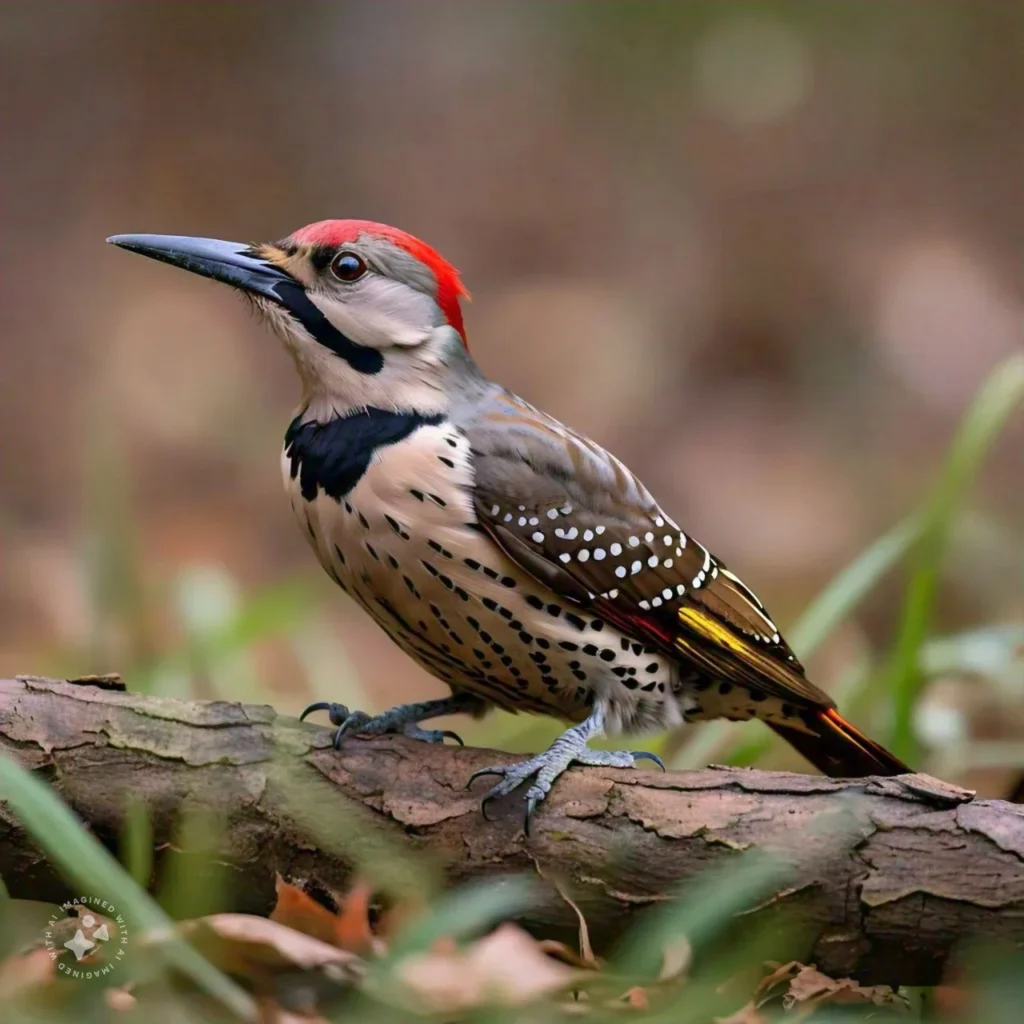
108;221;909;831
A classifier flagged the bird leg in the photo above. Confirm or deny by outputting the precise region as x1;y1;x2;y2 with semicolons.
300;692;484;749
467;705;664;833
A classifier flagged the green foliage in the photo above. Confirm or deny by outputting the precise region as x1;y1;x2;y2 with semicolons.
0;755;254;1019
885;355;1024;763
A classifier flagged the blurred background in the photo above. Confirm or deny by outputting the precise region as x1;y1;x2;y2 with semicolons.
1;1;1021;795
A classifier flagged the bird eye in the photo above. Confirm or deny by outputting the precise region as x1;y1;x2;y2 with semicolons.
330;250;367;282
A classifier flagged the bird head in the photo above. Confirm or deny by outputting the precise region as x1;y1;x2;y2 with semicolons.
108;220;472;414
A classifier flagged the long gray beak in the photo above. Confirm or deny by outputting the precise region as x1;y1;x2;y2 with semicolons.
107;232;386;375
107;234;295;303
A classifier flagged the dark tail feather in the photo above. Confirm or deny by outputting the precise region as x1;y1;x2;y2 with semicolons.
768;708;909;778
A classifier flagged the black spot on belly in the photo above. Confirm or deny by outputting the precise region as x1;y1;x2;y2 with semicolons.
526;595;545;611
564;613;587;631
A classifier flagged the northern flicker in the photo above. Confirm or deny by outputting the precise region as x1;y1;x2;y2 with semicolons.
109;221;909;829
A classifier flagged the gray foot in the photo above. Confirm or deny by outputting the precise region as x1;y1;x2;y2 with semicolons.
300;693;481;749
467;707;665;833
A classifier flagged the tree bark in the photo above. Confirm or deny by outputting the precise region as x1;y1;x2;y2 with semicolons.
1;675;1022;985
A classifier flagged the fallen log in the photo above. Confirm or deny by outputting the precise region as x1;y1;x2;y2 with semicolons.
1;674;1021;985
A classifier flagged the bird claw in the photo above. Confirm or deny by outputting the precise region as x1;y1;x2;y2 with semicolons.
524;795;539;836
299;701;347;725
632;750;666;771
299;702;460;748
466;766;505;790
467;742;664;832
402;725;464;746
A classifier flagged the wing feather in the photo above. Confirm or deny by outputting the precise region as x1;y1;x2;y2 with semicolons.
465;390;835;710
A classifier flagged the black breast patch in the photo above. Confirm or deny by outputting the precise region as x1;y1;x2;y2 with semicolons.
285;408;446;502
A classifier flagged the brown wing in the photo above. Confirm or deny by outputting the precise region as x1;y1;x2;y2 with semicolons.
465;390;835;711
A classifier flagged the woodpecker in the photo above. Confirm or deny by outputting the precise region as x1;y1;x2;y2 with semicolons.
109;221;909;827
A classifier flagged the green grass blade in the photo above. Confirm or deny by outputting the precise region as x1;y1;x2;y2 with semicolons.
0;756;255;1020
137;575;317;689
888;354;1024;763
787;514;923;657
614;850;790;977
119;796;153;889
386;875;536;959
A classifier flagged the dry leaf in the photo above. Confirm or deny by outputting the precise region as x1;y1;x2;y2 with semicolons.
182;914;365;984
270;877;345;949
749;960;803;1006
533;858;599;967
105;987;137;1011
397;922;581;1013
620;986;650;1010
0;947;56;999
784;964;907;1010
723;960;908;1020
537;939;602;971
331;882;380;957
658;938;692;983
270;876;383;958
